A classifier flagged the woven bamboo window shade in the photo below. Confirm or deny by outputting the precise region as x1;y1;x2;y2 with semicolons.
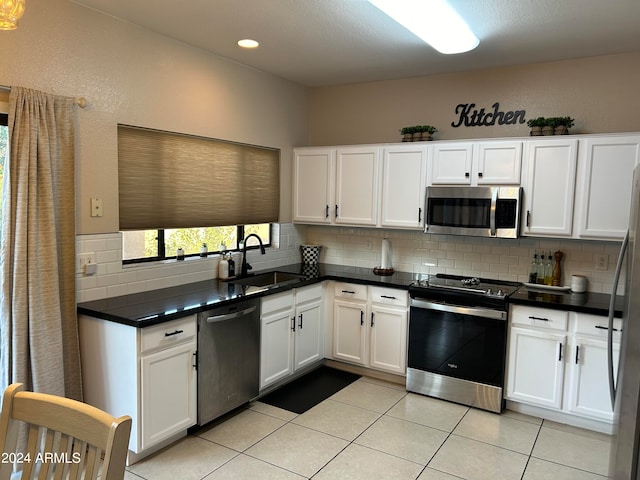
118;125;280;230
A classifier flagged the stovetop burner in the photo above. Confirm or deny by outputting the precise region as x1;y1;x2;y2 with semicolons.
409;274;521;307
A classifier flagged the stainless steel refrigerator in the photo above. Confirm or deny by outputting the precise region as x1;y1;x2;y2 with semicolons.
609;164;640;479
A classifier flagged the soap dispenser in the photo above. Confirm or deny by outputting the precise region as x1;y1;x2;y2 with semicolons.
218;253;229;280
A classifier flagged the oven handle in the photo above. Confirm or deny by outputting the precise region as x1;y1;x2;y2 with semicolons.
410;298;506;321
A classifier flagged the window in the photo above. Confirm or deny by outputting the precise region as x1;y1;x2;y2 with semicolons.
122;223;271;263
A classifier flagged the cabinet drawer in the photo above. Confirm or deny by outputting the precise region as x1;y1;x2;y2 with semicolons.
510;305;568;331
572;313;623;342
334;282;367;301
140;315;197;354
296;283;323;304
261;290;295;315
369;287;408;307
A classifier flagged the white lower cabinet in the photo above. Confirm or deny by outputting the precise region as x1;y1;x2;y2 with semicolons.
332;283;408;375
79;314;197;462
260;284;324;390
506;305;621;424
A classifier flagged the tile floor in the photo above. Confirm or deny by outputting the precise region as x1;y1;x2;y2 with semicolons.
124;376;612;480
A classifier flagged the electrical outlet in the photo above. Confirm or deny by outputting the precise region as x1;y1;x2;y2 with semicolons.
77;253;96;274
595;253;609;271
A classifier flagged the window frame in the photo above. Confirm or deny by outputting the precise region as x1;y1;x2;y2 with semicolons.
122;224;272;265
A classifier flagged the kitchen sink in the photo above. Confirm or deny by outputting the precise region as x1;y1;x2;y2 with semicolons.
228;271;305;289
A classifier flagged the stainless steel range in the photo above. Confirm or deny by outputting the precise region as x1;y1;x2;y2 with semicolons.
407;274;521;413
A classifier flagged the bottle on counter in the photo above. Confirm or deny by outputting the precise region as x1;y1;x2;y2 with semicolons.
176;247;185;261
528;252;538;283
228;254;235;277
218;254;229;279
536;250;546;284
544;252;553;285
200;243;208;257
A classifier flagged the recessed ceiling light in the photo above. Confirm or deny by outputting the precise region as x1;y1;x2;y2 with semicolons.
368;0;479;54
238;39;260;49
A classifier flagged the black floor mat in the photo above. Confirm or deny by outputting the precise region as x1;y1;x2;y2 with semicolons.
258;367;361;414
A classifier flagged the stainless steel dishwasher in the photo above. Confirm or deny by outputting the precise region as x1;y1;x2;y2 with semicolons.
197;297;260;426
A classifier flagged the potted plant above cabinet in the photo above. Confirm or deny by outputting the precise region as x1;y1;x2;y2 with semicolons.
526;117;546;136
400;125;437;142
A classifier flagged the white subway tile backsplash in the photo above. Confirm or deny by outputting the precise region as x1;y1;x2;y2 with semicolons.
76;224;625;303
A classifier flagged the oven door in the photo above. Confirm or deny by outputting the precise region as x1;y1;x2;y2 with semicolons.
407;298;508;412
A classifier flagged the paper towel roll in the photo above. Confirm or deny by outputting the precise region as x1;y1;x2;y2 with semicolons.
381;238;392;269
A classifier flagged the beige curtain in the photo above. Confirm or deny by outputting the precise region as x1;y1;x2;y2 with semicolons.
0;87;81;401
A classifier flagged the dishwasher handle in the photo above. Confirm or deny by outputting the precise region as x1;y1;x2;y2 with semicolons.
206;306;257;323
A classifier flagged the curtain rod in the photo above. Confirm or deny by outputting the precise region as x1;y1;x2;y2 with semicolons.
0;85;87;108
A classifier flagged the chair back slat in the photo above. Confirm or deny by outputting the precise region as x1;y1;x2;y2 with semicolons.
0;384;132;480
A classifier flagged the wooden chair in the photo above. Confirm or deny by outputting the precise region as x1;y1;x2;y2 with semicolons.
0;383;132;480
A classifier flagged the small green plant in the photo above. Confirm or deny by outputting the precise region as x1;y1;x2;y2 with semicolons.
555;116;575;127
544;117;559;127
400;126;416;135
526;117;546;128
420;125;438;134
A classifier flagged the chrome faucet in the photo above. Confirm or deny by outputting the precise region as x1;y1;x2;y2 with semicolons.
240;234;266;277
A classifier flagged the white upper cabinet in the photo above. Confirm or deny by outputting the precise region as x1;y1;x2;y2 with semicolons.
293;148;334;224
430;140;522;185
521;138;578;236
335;146;380;226
380;145;428;229
574;135;640;240
430;142;473;184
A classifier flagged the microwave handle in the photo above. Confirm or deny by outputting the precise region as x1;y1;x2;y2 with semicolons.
489;188;498;236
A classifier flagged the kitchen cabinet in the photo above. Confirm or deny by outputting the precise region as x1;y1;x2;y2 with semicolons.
521;138;578;236
292;148;334;224
368;287;408;374
332;282;408;375
293;146;380;226
260;284;324;390
430;140;522;185
335;146;380;226
506;305;621;424
79;314;197;463
574;134;640;240
380;145;428;229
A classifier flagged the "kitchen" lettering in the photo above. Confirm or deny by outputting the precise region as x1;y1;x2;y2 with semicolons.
451;102;526;127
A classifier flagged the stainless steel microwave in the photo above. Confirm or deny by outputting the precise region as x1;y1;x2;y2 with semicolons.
424;186;522;238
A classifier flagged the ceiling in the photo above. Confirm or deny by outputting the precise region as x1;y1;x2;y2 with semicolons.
71;0;640;87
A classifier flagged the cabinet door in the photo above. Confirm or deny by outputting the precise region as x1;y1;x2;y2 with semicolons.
576;135;640;239
293;148;334;224
380;146;427;229
567;336;620;421
369;305;407;374
140;342;196;449
475;141;522;185
431;143;473;184
506;326;566;409
522;139;578;236
335;147;380;226
294;299;323;371
333;299;367;365
260;307;294;389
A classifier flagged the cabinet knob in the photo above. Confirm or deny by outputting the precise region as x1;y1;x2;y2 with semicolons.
465;172;470;178
478;172;483;178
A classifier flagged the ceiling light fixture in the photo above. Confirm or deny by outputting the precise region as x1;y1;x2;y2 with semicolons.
237;39;260;49
368;0;479;54
0;0;25;30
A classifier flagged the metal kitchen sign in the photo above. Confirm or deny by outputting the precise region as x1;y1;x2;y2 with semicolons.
451;102;526;128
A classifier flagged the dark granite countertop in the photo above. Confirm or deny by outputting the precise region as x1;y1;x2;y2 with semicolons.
76;263;417;328
77;263;625;327
509;285;624;318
